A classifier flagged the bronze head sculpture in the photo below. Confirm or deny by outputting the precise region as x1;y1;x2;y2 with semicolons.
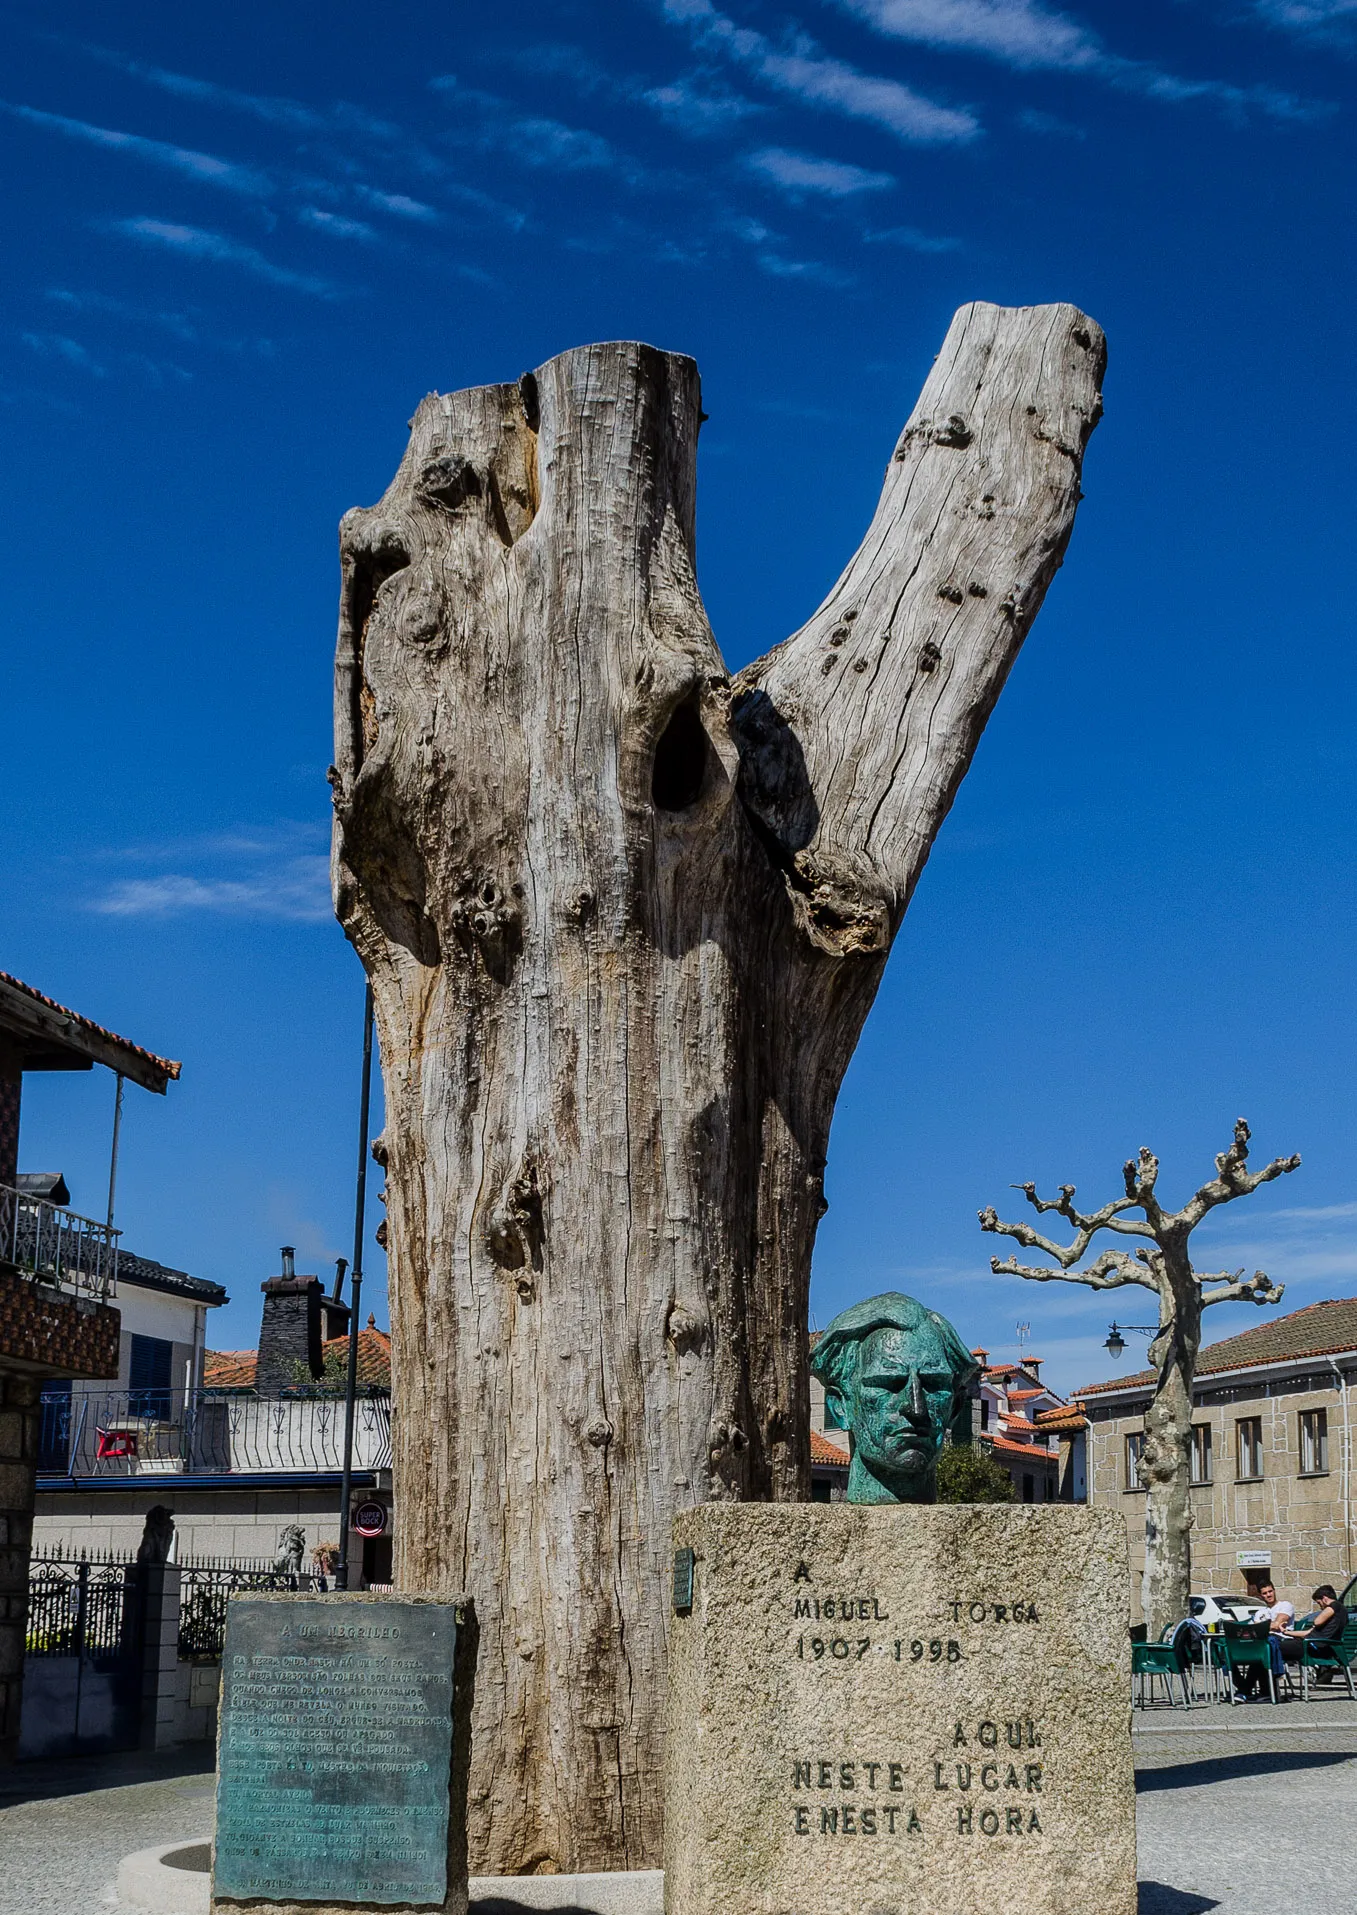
810;1292;981;1504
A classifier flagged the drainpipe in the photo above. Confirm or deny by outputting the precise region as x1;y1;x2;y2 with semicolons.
1327;1358;1353;1579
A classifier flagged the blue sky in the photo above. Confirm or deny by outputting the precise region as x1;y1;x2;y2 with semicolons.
4;0;1355;1391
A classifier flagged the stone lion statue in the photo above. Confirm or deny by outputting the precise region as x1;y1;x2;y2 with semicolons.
271;1524;307;1576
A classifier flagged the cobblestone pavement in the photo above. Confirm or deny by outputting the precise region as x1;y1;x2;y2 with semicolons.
1134;1697;1357;1915
2;1706;1355;1915
0;1749;214;1915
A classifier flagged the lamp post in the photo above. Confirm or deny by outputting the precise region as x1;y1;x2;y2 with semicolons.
336;984;375;1592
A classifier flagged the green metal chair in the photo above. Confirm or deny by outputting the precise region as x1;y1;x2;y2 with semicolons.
1132;1640;1191;1709
1210;1620;1277;1704
1299;1620;1357;1701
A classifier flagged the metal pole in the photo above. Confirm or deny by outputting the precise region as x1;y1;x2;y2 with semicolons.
336;985;374;1591
106;1073;125;1230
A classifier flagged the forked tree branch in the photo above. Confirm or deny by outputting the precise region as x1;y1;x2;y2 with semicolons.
733;302;1105;953
987;1248;1157;1291
1174;1119;1302;1230
1198;1269;1286;1309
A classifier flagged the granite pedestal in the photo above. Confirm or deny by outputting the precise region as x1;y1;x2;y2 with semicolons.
664;1504;1136;1915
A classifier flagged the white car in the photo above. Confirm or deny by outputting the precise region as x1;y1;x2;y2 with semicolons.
1187;1593;1268;1629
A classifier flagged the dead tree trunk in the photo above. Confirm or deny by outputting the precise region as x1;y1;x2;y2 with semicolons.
331;302;1105;1874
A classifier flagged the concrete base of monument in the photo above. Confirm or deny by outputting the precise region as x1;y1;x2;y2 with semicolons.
117;1840;212;1914
115;1848;663;1915
665;1502;1139;1915
468;1869;665;1913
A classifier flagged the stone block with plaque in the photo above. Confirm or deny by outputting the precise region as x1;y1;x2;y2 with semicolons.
664;1504;1136;1915
212;1592;474;1915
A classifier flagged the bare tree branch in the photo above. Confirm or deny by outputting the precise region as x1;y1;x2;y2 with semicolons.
1175;1118;1301;1229
1015;1180;1158;1241
1199;1268;1286;1309
987;1248;1157;1290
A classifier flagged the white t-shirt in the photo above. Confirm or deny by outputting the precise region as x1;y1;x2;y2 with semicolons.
1263;1600;1294;1628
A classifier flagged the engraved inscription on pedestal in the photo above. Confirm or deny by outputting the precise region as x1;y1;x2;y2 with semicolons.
664;1505;1137;1915
213;1594;467;1911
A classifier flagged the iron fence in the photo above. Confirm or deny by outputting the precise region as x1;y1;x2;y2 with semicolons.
28;1546;325;1664
25;1548;141;1657
0;1182;119;1302
177;1559;324;1659
36;1386;392;1479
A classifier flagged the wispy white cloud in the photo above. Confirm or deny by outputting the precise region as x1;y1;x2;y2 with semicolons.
1251;0;1357;23
837;0;1325;119
864;221;962;250
355;186;438;222
87;824;331;921
643;76;766;133
1;100;272;194
105;218;343;297
47;285;199;341
92;865;331;922
299;207;378;242
663;0;979;143
837;0;1099;70
757;250;855;284
430;76;627;174
749;144;894;195
21;331;105;375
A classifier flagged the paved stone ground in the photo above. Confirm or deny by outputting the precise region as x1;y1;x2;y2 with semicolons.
2;1701;1354;1915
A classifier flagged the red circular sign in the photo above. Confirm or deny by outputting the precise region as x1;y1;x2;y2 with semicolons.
353;1500;388;1538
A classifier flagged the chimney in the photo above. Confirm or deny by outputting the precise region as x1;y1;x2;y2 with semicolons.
318;1257;352;1345
256;1246;324;1395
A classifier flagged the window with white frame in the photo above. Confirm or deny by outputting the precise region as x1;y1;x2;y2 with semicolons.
1189;1424;1213;1485
1236;1416;1264;1481
1299;1407;1329;1475
1125;1431;1146;1490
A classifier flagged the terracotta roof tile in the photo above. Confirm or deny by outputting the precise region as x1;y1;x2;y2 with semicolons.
984;1433;1059;1463
1033;1409;1088;1433
203;1349;258;1389
811;1430;849;1466
0;970;181;1090
204;1326;391;1393
1078;1297;1357;1395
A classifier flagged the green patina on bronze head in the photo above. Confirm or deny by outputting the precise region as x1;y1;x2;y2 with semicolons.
810;1293;981;1504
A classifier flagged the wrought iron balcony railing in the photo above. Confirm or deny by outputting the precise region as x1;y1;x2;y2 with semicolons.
37;1386;392;1479
0;1183;119;1303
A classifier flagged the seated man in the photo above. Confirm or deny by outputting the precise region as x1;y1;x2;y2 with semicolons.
1234;1582;1294;1696
1279;1585;1348;1667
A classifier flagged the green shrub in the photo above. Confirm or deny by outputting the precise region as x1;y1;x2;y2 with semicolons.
936;1443;1016;1504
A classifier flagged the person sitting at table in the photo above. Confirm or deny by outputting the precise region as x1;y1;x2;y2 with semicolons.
1278;1585;1348;1666
1232;1582;1294;1694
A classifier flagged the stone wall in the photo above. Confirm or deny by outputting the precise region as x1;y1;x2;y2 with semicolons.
1086;1368;1356;1619
0;1370;38;1761
34;1482;350;1562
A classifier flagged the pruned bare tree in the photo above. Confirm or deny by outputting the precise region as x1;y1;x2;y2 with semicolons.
979;1120;1300;1636
332;301;1105;1874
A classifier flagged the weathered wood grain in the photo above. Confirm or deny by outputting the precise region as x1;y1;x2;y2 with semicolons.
330;303;1105;1874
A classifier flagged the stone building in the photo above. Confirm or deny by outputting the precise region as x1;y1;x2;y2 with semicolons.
0;968;179;1760
1079;1298;1357;1620
973;1351;1070;1502
34;1253;392;1578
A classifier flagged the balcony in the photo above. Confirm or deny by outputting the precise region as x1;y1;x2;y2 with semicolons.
37;1386;393;1480
0;1183;119;1304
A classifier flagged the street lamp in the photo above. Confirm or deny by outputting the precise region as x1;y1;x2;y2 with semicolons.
1104;1322;1156;1361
